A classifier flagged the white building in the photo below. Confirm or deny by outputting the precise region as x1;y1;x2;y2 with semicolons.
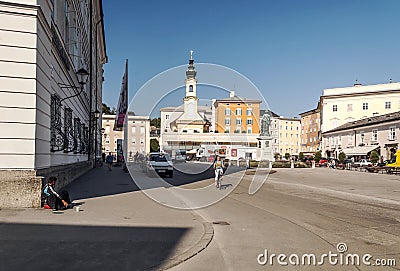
102;114;150;159
269;115;301;156
160;105;212;134
159;53;261;157
322;111;399;160
320;81;400;133
0;0;107;207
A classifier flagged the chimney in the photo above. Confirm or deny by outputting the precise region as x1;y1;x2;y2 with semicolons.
230;91;235;98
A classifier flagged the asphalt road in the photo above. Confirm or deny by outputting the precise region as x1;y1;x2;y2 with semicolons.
2;163;400;271
167;165;400;271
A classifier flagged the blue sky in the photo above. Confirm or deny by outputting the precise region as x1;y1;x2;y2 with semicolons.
102;0;400;118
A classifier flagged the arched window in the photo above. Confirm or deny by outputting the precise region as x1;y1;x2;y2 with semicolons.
189;85;193;92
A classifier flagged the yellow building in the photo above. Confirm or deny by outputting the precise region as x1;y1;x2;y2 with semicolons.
214;92;261;134
275;117;301;156
299;108;321;154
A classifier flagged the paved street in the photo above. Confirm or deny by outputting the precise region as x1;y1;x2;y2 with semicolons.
0;165;211;271
169;166;400;271
1;163;400;270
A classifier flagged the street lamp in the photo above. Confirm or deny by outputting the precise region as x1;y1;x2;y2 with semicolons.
92;109;101;167
59;68;89;102
76;68;89;86
93;109;100;119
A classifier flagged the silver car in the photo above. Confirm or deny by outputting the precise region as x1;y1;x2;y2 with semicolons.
146;152;174;177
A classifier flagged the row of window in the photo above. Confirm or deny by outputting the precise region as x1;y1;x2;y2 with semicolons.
301;137;318;143
224;108;253;116
51;0;90;74
326;127;397;146
332;101;394;112
225;118;253;125
279;133;300;138
104;126;146;134
301;128;318;134
279;141;299;146
280;126;299;131
224;127;252;133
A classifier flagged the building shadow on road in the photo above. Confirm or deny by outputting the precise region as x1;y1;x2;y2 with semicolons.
0;222;189;271
66;166;244;200
68;164;245;201
66;166;139;201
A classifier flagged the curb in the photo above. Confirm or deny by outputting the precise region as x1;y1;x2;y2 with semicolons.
157;213;214;271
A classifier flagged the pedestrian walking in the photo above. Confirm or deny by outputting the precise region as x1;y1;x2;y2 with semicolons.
106;152;114;171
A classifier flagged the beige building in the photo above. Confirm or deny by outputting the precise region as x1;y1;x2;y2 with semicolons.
214;92;261;134
320;81;400;134
0;0;106;207
102;114;150;159
322;111;399;160
299;108;321;154
159;54;261;154
270;116;301;156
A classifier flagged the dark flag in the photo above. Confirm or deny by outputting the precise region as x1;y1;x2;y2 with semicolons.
114;59;128;130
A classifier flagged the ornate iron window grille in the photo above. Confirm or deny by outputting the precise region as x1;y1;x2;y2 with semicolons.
50;94;65;152
74;117;82;153
64;108;74;152
83;125;89;154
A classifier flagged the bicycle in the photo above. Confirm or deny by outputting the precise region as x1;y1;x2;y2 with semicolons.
216;167;223;190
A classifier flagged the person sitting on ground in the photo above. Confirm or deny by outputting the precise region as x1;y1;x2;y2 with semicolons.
42;176;71;210
106;152;114;171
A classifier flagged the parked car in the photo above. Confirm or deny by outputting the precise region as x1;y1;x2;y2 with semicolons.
173;149;187;163
145;152;174;177
354;159;372;167
343;158;353;164
318;157;328;167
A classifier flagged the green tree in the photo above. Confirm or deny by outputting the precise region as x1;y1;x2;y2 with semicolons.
150;138;159;152
370;150;379;164
338;152;346;164
150;118;161;128
284;153;291;160
274;152;280;160
102;103;113;115
299;152;304;161
314;151;322;162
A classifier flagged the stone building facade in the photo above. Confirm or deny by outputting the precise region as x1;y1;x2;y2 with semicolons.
0;0;107;207
102;114;150;159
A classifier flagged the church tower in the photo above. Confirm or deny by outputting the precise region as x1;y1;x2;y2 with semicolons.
183;50;200;119
185;50;197;98
175;51;207;133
